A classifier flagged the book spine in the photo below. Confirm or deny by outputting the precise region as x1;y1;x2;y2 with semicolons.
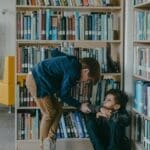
60;113;68;138
134;80;144;113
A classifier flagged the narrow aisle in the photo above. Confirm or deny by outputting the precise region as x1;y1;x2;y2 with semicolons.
0;107;15;150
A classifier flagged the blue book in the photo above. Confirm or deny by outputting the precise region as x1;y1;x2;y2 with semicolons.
69;112;79;138
27;15;31;40
36;11;40;40
74;112;85;138
60;114;68;138
74;11;80;40
23;15;28;40
135;80;143;113
46;9;52;40
58;121;64;138
51;16;58;40
46;9;50;40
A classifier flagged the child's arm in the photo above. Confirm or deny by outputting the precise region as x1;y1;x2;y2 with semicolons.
59;73;91;113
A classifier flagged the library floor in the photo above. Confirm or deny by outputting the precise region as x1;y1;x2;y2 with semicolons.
0;105;15;150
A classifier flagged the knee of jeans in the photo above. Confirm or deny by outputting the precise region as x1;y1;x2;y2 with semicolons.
58;105;63;113
42;113;51;120
42;110;57;120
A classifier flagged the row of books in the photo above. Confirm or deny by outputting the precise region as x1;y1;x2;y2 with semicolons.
133;80;150;116
59;44;120;73
58;112;88;138
16;75;120;107
134;10;150;40
92;79;120;106
16;78;93;107
17;46;52;73
17;109;40;140
133;113;150;150
133;0;150;5
16;10;119;40
16;0;118;6
71;81;93;103
17;110;88;140
16;79;36;107
133;46;150;80
17;45;120;73
71;78;120;106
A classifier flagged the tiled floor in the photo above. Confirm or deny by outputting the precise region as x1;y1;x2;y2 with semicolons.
0;106;15;150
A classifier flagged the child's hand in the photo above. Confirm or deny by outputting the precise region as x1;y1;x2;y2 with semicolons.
80;102;91;113
96;112;108;118
96;107;112;119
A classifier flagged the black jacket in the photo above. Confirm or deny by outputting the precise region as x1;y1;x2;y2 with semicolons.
86;109;130;150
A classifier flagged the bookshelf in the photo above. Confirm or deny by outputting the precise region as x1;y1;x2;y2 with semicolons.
15;0;125;150
131;0;150;150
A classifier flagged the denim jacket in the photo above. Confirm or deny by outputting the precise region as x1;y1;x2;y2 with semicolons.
31;49;82;107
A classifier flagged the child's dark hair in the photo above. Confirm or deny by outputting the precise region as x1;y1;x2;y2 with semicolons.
105;89;128;110
80;57;100;85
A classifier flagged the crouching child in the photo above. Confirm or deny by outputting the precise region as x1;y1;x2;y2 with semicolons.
86;89;131;150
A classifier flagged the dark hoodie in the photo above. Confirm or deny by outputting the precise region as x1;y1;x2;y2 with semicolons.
86;109;130;150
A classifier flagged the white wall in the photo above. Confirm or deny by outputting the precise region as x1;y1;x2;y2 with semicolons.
124;0;133;100
0;0;15;78
0;0;15;56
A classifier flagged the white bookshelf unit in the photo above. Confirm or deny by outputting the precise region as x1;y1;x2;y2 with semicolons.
131;0;150;150
15;0;125;149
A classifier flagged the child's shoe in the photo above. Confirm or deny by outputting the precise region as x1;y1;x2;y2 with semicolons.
43;138;51;150
51;140;56;150
43;138;56;150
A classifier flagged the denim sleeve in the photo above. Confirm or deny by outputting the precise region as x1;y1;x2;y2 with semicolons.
59;74;81;108
51;48;67;57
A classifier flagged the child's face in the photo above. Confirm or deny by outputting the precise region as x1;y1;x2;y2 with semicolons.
80;69;93;82
103;94;119;110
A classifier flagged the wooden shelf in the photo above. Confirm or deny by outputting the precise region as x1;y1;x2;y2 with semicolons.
132;108;150;120
134;142;144;150
101;73;121;76
16;40;121;45
16;106;77;110
17;138;93;150
17;138;90;142
134;1;150;8
133;40;150;44
63;106;76;110
17;73;28;76
16;5;121;12
17;73;121;76
133;75;150;81
17;107;39;110
16;40;121;47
